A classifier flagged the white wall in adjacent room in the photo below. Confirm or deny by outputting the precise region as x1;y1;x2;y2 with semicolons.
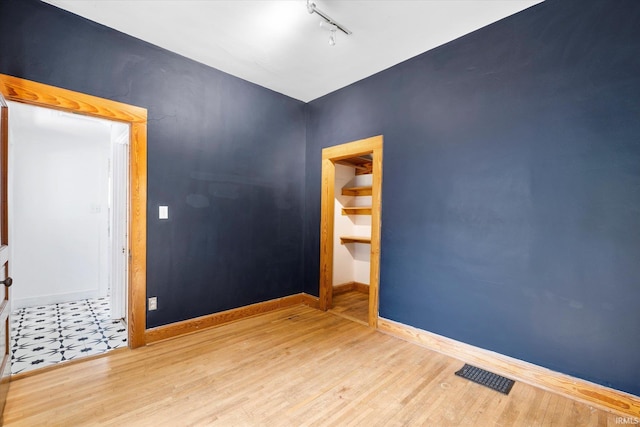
332;165;372;287
352;174;371;285
332;164;355;286
9;101;113;309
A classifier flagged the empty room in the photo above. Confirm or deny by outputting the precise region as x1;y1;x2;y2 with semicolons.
0;0;638;425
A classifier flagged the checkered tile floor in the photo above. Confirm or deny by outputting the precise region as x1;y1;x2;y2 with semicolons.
10;297;127;375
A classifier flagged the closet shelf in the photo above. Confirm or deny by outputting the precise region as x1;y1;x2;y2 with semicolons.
340;236;371;245
334;156;373;175
341;186;372;197
341;206;372;216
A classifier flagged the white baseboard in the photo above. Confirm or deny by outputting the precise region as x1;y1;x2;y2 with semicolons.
13;290;105;310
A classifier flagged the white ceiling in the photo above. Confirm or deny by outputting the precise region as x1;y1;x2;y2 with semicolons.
42;0;543;102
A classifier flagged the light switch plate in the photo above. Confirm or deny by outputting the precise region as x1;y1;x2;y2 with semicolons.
159;205;169;220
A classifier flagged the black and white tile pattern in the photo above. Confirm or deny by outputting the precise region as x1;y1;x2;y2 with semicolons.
10;297;127;375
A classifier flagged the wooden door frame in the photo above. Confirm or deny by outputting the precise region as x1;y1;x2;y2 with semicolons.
319;135;383;327
0;89;10;416
0;74;147;348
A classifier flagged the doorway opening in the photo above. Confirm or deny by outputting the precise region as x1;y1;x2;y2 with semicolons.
319;135;383;327
8;101;129;374
0;74;148;368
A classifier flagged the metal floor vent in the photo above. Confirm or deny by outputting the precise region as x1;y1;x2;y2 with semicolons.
455;364;515;395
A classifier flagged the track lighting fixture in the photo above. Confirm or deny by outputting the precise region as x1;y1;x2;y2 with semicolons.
328;28;336;46
320;22;338;46
307;0;352;46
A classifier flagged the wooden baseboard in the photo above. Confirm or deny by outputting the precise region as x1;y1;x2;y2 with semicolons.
352;282;369;294
378;317;640;418
301;293;320;309
146;293;316;344
332;281;369;295
333;282;356;295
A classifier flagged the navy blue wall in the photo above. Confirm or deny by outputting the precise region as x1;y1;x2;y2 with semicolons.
0;0;306;328
305;0;640;395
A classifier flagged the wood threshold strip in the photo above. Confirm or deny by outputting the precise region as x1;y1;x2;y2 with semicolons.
378;317;640;418
10;347;129;382
145;293;319;344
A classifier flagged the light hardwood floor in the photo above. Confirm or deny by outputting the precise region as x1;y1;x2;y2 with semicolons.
330;290;369;325
3;305;620;426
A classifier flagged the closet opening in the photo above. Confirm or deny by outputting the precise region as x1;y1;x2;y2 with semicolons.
319;135;383;327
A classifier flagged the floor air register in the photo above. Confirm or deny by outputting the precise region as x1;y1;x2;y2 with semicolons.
455;364;515;395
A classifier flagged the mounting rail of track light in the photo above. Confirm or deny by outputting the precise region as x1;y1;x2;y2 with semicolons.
307;0;352;46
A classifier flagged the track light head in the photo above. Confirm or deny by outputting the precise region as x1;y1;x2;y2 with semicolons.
319;21;338;46
307;1;316;14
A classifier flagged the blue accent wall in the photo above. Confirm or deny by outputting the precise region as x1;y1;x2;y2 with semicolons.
305;0;640;395
0;0;307;328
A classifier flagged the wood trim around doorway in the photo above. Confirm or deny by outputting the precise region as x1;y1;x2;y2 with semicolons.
319;135;383;327
0;74;148;348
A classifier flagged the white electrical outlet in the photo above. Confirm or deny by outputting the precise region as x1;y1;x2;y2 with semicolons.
148;297;157;311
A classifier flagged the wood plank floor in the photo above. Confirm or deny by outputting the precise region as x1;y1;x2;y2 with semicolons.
330;290;369;324
3;305;620;426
